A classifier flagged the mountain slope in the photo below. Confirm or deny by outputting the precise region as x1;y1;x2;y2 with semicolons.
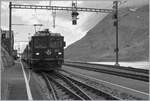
65;5;149;62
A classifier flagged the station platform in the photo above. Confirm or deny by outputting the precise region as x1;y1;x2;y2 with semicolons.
1;61;28;100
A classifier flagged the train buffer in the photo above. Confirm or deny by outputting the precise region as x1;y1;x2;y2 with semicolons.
2;61;28;100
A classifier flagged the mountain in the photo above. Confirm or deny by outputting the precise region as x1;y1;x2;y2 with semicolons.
64;5;149;62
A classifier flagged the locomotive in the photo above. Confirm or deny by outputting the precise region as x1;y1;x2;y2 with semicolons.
22;29;66;71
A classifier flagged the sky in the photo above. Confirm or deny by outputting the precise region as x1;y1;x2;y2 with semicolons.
0;0;148;53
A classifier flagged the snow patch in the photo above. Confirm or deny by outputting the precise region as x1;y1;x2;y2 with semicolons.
129;8;138;12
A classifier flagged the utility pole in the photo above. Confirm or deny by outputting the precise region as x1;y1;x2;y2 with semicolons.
9;2;12;55
113;1;119;66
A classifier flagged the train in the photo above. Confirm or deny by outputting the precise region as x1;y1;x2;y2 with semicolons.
22;29;66;71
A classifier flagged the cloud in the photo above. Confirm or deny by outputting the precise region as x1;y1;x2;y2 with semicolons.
12;9;39;24
1;1;9;10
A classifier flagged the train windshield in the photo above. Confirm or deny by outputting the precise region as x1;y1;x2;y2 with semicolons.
34;37;47;48
49;39;63;48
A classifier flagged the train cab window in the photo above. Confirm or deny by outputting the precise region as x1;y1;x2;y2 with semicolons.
49;41;57;48
49;40;63;48
59;41;63;47
63;42;66;47
34;37;47;48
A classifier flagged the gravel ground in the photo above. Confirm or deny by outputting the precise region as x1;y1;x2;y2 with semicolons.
50;81;74;100
31;72;53;100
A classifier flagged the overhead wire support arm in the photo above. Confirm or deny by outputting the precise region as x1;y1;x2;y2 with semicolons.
11;4;113;13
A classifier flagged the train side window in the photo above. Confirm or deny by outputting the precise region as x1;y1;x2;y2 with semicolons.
34;37;47;48
63;42;66;47
59;41;63;47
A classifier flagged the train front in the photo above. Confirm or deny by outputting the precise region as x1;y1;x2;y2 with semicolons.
31;30;65;71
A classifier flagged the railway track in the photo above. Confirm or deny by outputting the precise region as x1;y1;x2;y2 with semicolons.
41;72;85;100
64;61;149;82
61;69;149;100
41;72;119;100
57;72;120;100
41;73;57;100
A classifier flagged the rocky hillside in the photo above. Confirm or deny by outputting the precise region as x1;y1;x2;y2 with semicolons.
65;5;149;62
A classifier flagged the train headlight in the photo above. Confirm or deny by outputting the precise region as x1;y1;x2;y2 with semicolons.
35;52;40;55
58;52;62;55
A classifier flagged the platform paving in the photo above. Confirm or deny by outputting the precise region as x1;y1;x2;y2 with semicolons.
1;62;28;100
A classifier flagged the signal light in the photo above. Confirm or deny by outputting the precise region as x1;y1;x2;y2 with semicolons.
112;13;117;19
112;1;118;26
113;1;117;9
72;11;79;25
72;12;79;17
72;20;77;25
113;20;118;26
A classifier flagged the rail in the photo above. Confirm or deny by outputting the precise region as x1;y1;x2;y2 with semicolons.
46;73;83;100
58;71;120;100
41;73;57;100
64;61;149;82
55;72;92;100
61;69;149;100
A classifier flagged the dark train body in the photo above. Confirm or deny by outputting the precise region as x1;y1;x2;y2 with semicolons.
22;29;65;71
